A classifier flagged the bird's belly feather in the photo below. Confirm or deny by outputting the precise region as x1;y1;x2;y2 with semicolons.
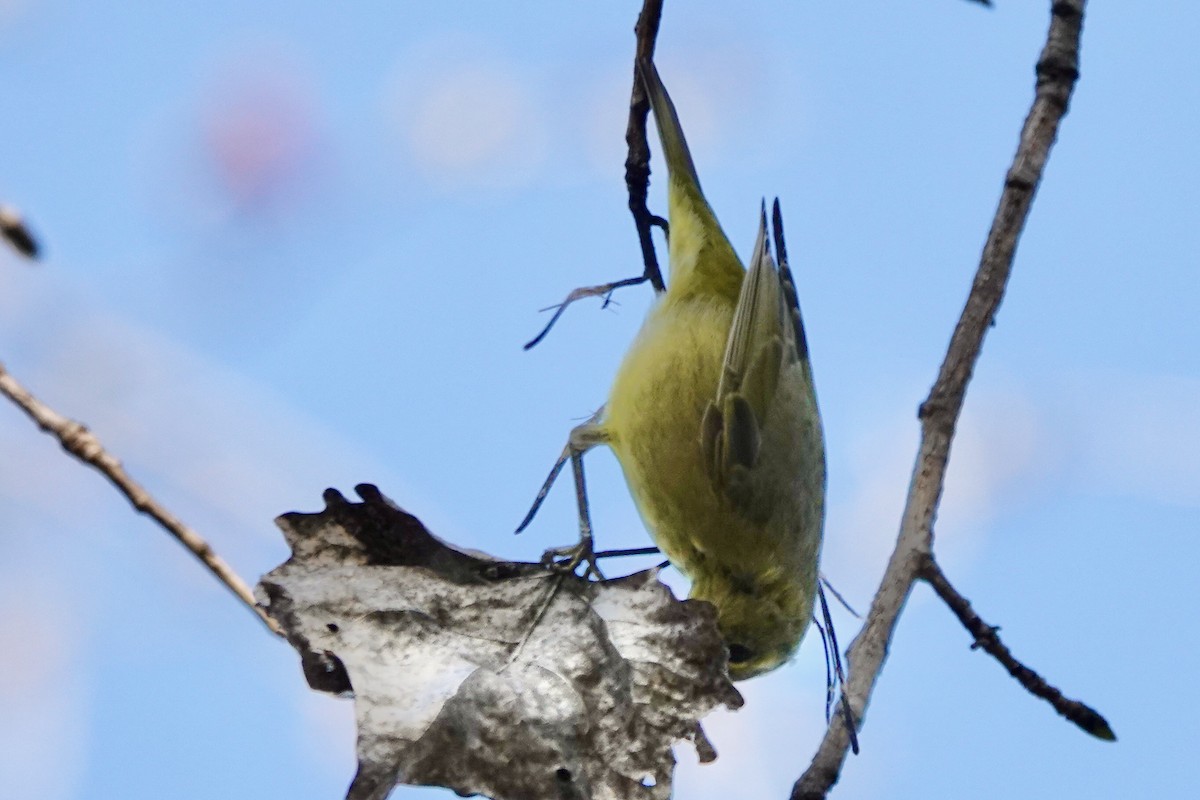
603;298;819;586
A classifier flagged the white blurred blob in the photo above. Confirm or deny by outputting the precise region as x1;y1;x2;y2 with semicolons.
673;675;821;800
298;691;357;777
0;419;110;529
385;35;546;193
409;68;527;171
938;389;1043;566
823;415;913;600
824;387;1044;599
821;366;1200;609
575;66;631;180
1057;371;1200;507
32;316;428;554
650;68;721;161
0;582;87;800
0;0;29;28
0;268;443;578
577;50;755;183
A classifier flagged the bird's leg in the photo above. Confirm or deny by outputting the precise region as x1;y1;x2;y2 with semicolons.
540;422;610;580
514;446;570;534
516;406;605;534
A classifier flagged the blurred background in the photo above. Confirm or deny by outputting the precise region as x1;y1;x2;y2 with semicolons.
1;1;1196;798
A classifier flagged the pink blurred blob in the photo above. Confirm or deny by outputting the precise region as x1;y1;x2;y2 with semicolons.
197;46;322;215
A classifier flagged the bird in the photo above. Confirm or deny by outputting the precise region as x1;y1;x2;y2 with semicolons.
525;59;825;681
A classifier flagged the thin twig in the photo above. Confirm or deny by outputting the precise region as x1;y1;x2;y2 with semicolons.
522;276;648;350
792;3;1090;797
515;406;604;534
0;360;285;637
920;555;1115;740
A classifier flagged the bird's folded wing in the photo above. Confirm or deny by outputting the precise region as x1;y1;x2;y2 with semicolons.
701;207;801;512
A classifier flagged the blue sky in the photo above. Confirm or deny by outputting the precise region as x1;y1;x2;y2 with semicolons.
1;1;1197;798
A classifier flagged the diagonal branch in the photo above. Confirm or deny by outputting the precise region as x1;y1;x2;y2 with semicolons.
792;2;1091;796
920;556;1115;740
0;360;284;637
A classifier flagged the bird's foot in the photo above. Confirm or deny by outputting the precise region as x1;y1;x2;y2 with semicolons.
541;539;604;581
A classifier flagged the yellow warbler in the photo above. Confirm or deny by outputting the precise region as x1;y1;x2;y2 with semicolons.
535;60;825;681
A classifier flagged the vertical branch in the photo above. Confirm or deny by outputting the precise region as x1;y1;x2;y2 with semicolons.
792;2;1088;797
625;0;667;292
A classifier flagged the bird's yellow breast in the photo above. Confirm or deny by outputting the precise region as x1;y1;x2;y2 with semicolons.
593;59;824;678
604;295;728;556
604;295;797;582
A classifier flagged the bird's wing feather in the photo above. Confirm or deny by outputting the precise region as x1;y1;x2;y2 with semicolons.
701;206;802;512
772;199;811;371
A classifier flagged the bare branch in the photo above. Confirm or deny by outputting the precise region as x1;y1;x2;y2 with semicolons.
625;0;667;293
792;2;1090;796
0;360;284;637
920;556;1115;741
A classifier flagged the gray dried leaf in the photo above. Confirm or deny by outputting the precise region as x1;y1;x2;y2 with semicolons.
257;484;742;800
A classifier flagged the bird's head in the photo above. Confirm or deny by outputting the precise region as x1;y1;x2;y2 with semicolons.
693;572;815;681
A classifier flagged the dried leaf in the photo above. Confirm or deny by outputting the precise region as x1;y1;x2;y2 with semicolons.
258;484;742;800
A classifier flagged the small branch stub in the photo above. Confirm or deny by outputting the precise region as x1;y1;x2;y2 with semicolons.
921;557;1115;741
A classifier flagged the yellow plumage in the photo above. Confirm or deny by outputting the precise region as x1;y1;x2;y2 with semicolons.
539;60;825;680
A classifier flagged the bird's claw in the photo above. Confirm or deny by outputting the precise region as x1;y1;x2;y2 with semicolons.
541;540;604;581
